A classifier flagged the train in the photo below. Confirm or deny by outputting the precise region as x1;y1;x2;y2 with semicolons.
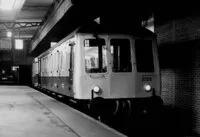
32;21;163;123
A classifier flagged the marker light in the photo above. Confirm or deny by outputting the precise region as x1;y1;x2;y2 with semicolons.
144;84;151;92
93;86;100;93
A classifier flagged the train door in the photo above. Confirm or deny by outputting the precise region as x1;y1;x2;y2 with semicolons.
38;59;41;86
109;37;135;98
78;36;110;99
68;42;75;97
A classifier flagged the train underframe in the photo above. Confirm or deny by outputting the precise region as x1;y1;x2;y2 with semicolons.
86;95;163;128
33;85;163;129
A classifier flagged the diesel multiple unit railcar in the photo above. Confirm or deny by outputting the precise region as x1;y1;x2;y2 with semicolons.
32;22;163;120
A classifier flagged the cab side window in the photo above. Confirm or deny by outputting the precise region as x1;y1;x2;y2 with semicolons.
84;39;107;73
110;39;132;72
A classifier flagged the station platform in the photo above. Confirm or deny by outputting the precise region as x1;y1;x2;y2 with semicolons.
0;86;126;137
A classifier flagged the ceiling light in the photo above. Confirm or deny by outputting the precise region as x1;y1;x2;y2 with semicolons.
15;39;23;50
50;42;57;47
0;0;16;10
7;31;12;37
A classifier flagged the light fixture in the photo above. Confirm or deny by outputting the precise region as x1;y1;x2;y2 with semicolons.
15;39;23;50
2;70;5;74
93;86;100;93
50;42;57;47
34;58;38;62
7;31;12;37
92;85;101;93
0;0;16;10
144;84;152;92
94;17;100;24
12;66;19;71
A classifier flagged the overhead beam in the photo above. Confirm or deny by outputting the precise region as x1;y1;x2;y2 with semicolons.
0;22;41;29
30;0;72;52
30;0;157;56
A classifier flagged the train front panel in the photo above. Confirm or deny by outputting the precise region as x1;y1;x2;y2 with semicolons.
73;34;110;99
133;38;161;98
73;34;160;100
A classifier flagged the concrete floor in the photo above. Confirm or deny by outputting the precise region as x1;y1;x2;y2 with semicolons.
0;86;126;137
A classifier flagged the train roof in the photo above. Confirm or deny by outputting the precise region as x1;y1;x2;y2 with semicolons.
37;21;156;59
75;21;156;37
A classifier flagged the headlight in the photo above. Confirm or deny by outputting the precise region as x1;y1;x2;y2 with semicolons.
144;84;152;92
93;86;100;93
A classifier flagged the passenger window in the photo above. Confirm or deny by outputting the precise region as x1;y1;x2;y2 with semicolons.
110;39;132;72
84;39;107;73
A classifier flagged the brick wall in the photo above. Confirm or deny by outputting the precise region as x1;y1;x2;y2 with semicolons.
156;15;200;134
156;22;174;44
191;44;200;134
161;69;175;106
156;16;200;45
158;40;200;134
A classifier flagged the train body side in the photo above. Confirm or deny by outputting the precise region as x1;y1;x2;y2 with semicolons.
35;36;77;97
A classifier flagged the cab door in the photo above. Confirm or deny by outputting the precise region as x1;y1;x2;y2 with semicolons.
78;36;110;99
109;37;135;98
68;42;75;97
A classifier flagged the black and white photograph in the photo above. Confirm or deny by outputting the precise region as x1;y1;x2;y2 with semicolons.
0;0;199;137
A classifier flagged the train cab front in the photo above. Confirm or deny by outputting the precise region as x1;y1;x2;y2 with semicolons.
88;88;163;128
77;34;163;126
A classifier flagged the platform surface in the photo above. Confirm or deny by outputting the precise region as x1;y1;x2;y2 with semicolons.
0;86;126;137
